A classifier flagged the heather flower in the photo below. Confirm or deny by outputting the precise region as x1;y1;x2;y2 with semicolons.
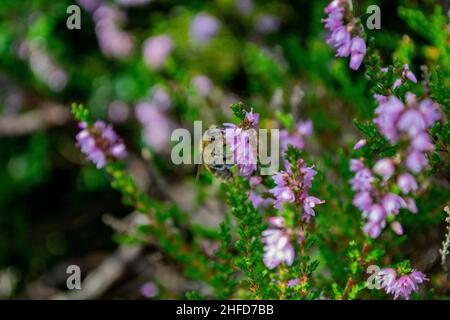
269;159;324;222
391;221;404;235
279;120;313;152
406;151;427;173
322;0;366;70
135;101;175;152
76;120;127;169
353;139;367;150
382;193;407;215
373;158;395;181
142;35;173;70
224;109;259;178
378;268;397;293
350;168;374;191
352;191;372;212
191;75;213;97
190;13;220;44
397;173;418;194
262;217;295;269
349;36;366;70
303;196;325;222
392;64;417;89
93;5;134;58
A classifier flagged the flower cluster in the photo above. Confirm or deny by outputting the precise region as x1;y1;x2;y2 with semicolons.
135;86;175;152
350;158;416;238
322;0;366;70
374;93;440;173
262;217;295;269
378;268;428;300
270;159;324;222
76;120;127;169
351;90;441;238
279;120;313;152
381;64;417;90
224;109;259;178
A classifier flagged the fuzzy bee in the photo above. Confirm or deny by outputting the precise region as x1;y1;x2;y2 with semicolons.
198;125;235;181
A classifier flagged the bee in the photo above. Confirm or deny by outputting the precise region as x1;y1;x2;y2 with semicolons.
198;125;235;181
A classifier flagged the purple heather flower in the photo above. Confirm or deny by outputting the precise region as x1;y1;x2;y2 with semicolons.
262;217;295;269
373;158;395;181
190;13;220;44
223;109;260;178
349;36;366;70
303;196;325;222
350;158;364;172
352;191;372;212
393;64;417;90
397;109;426;138
93;5;134;58
76;120;127;169
279;120;313;152
391;221;404;235
249;190;272;209
135;101;174;152
378;268;397;293
350;168;374;191
405;197;418;214
191;75;213;97
411;132;434;152
353;139;367;150
142;35;173;70
397;173;418;194
108;101;129;123
151;86;172;110
406;151;427;173
382;193;407;215
419;99;441;126
363;204;386;238
392;275;417;300
374;96;405;143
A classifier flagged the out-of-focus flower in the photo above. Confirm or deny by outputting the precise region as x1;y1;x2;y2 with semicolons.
262;217;295;269
190;13;220;44
279;120;313;152
191;75;213;97
353;139;367;150
235;0;254;15
255;14;280;34
18;41;68;92
397;173;418;194
93;4;134;58
108;101;130;123
140;282;159;298
135;101;175;152
76;120;127;169
373;158;395;181
143;35;173;70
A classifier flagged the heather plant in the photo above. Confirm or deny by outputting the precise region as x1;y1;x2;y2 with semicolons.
0;0;449;300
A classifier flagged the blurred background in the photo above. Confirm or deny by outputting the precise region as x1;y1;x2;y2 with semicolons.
0;0;448;299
